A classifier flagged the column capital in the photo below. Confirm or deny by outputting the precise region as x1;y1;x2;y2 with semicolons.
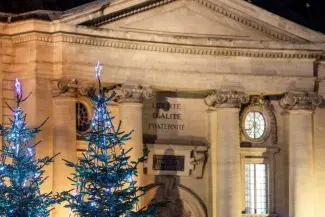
204;89;249;108
279;91;322;110
113;84;153;103
52;78;94;98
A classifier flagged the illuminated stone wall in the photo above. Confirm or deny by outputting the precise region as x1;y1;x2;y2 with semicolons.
0;0;325;217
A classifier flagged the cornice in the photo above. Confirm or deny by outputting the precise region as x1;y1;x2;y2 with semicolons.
240;147;280;157
242;215;277;217
79;0;303;43
81;0;177;27
191;0;301;42
10;33;324;60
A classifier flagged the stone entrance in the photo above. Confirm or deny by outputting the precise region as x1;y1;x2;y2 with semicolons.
144;178;207;217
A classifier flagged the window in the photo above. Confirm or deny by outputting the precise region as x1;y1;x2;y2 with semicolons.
76;102;90;133
241;147;279;216
245;163;268;214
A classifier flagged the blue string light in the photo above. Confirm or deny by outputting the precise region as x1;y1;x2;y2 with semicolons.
61;62;163;217
0;78;60;217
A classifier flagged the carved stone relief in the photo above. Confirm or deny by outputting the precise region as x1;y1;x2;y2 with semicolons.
113;84;153;103
147;147;207;217
51;78;94;98
204;89;249;108
279;91;322;110
240;95;277;145
151;176;191;217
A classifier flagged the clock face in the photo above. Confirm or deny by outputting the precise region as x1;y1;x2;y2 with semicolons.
244;111;266;140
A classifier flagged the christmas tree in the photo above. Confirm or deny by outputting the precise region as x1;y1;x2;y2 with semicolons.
0;79;60;217
62;62;162;217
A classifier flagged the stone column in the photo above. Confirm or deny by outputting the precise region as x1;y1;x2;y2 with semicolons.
205;90;249;217
280;92;322;217
52;79;79;217
115;84;152;207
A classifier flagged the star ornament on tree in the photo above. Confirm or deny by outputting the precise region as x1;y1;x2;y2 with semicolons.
15;78;21;97
95;61;103;79
61;62;167;217
0;79;60;217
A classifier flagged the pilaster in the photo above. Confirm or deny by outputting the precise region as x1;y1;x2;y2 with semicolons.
279;91;322;217
205;89;249;217
51;78;78;217
114;84;152;208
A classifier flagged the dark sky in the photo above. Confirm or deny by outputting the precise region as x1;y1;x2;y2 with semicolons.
0;0;324;34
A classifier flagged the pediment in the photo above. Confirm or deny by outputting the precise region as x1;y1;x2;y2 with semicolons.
64;0;325;43
105;4;273;41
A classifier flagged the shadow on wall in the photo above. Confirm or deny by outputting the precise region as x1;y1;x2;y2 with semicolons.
150;148;191;217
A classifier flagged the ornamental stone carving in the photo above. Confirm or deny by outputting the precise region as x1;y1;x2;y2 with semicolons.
279;91;322;110
78;83;95;96
113;84;153;103
52;78;94;98
240;96;277;145
204;89;249;108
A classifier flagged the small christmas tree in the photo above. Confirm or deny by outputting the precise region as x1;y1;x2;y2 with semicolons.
62;62;162;217
0;79;60;217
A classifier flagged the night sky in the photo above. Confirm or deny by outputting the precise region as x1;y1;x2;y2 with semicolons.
0;0;324;34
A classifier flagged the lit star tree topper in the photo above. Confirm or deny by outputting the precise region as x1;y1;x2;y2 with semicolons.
95;61;103;79
0;78;60;217
61;62;165;217
15;78;22;97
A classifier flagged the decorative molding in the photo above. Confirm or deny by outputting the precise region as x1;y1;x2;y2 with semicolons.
240;147;280;158
204;89;249;108
240;96;277;144
11;34;324;60
52;78;79;98
113;84;153;103
242;214;278;217
192;0;300;42
279;91;323;110
78;83;94;96
79;0;301;42
81;0;177;27
190;146;208;179
52;78;94;98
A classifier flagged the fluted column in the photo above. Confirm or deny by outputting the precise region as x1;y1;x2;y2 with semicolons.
115;84;152;207
205;90;249;217
52;79;79;217
280;92;322;217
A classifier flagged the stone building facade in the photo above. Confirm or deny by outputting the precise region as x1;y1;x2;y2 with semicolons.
1;0;325;217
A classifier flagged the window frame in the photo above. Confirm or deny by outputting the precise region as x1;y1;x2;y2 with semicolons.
244;160;269;214
76;96;94;140
76;101;90;133
240;147;279;216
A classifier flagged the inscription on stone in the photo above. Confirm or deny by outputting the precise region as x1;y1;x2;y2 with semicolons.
148;102;185;131
153;155;185;171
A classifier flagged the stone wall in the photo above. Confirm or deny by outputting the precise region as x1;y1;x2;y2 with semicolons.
0;4;325;216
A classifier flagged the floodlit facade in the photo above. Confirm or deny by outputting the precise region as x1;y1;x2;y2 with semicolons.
1;0;325;217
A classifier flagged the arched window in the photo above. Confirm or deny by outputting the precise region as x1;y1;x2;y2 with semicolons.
76;102;90;133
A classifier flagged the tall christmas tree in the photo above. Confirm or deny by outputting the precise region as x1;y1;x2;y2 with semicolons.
0;79;60;217
62;62;162;217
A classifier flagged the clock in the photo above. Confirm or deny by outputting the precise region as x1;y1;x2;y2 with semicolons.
241;105;273;144
244;111;266;140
